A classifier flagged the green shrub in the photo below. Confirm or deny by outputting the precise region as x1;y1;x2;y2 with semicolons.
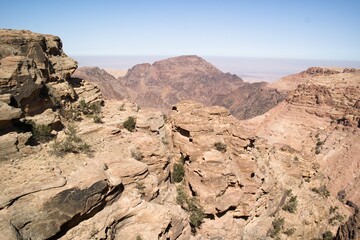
92;114;103;124
124;116;136;132
269;217;284;238
31;122;53;143
136;236;142;240
172;163;185;183
329;206;345;225
176;186;204;228
78;99;102;115
176;186;187;205
312;185;330;198
283;228;296;236
322;231;333;240
214;142;227;153
282;196;298;213
50;124;93;157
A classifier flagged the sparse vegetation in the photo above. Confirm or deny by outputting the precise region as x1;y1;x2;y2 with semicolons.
172;162;185;183
30;122;54;143
123;116;136;132
79;100;103;122
214;142;227;153
62;107;82;121
92;114;103;123
176;185;188;205
329;206;345;225
176;185;205;228
322;231;333;240
50;124;93;157
61;100;103;123
282;196;298;213
311;185;330;198
269;217;284;238
136;236;142;240
131;147;143;161
78;99;99;114
283;228;296;236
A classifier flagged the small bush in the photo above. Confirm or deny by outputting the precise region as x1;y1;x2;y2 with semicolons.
31;123;54;143
92;114;103;124
176;185;204;228
176;185;187;205
50;124;93;157
214;142;227;153
124;116;136;132
329;206;345;225
172;163;185;183
282;196;298;213
78;99;102;115
322;231;333;240
136;236;142;240
283;228;296;236
269;217;284;238
312;185;330;198
188;197;205;228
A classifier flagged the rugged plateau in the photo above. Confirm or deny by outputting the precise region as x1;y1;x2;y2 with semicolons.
0;29;359;240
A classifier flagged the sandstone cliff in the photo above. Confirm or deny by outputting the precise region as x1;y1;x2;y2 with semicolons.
1;29;359;240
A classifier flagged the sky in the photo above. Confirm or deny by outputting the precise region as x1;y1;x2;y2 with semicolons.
1;0;360;61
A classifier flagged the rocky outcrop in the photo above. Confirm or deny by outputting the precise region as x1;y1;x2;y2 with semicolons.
0;29;77;131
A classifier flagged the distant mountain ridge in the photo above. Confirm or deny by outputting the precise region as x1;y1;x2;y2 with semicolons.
76;55;285;119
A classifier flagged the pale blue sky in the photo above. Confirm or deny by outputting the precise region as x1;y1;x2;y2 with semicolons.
1;0;360;61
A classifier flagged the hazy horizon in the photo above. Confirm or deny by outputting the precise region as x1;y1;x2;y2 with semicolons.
73;55;360;82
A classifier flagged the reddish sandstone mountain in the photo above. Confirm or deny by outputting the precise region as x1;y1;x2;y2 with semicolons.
79;55;285;119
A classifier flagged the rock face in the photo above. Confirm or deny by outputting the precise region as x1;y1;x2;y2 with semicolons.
214;81;286;119
0;29;77;121
80;55;285;119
